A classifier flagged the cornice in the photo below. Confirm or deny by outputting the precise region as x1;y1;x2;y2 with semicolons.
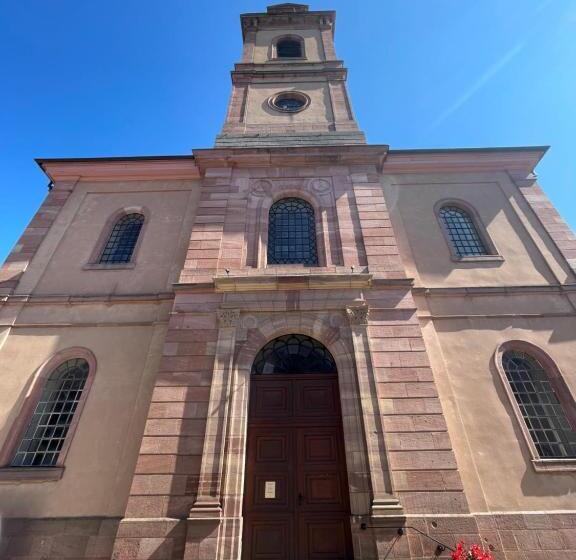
232;61;347;83
213;273;372;292
173;273;413;293
232;69;347;84
241;10;336;40
37;157;201;183
412;283;576;297
0;292;175;306
383;146;548;175
192;145;389;172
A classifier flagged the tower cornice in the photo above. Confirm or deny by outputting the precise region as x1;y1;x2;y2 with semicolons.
231;64;348;84
241;10;336;41
192;145;389;173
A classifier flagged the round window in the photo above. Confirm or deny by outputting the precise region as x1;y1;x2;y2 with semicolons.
268;91;310;113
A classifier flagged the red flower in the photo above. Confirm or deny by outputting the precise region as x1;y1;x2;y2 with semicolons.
450;541;494;560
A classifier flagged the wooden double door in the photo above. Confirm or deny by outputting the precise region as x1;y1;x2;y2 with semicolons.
242;374;353;560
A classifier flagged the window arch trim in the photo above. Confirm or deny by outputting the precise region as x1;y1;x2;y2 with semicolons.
434;199;501;262
250;187;335;269
266;196;320;266
494;340;576;470
86;206;149;269
0;347;97;478
270;34;306;60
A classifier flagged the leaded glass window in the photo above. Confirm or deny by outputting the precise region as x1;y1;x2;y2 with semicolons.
439;206;488;257
11;358;90;467
252;334;336;374
502;350;576;458
99;213;144;264
268;198;318;265
277;38;302;58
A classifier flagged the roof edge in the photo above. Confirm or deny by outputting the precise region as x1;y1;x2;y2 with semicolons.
388;145;549;156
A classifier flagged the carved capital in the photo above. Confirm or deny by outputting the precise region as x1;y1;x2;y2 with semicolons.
217;308;240;328
346;304;369;326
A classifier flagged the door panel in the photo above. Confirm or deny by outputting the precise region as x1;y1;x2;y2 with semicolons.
251;380;292;419
245;514;295;560
243;375;353;560
298;515;352;560
298;427;348;512
294;379;339;417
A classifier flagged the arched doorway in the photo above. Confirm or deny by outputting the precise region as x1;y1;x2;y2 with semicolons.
242;334;354;560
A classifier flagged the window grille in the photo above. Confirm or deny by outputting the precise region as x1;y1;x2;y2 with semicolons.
439;206;488;257
268;198;318;265
277;38;302;58
11;358;90;467
502;350;576;458
99;213;144;264
252;334;336;374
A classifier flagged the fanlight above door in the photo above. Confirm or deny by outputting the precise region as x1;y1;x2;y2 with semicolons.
251;334;336;374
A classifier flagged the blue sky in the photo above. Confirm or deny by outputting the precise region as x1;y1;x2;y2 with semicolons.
1;0;575;262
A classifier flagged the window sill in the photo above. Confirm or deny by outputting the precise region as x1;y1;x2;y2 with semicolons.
532;458;576;472
0;467;64;483
268;57;308;62
451;255;504;263
83;263;136;270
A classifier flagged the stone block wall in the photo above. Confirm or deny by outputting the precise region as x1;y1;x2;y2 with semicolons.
0;183;73;295
0;517;119;560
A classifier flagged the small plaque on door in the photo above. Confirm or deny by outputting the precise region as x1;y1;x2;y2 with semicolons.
264;481;276;499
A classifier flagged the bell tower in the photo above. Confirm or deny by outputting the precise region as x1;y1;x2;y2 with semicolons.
215;3;366;147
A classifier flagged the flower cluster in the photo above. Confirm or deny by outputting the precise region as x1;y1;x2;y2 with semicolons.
451;541;494;560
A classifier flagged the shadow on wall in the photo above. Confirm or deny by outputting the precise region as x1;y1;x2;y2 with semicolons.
0;363;40;466
487;360;574;499
0;511;121;560
387;180;562;285
507;187;576;283
435;317;576;347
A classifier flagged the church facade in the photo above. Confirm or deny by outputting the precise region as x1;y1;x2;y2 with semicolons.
1;4;576;559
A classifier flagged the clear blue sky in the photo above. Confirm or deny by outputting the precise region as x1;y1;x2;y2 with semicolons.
1;0;575;262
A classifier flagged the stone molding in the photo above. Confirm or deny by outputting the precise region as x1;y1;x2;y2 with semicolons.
192;145;389;172
215;273;372;292
384;146;546;175
37;157;200;182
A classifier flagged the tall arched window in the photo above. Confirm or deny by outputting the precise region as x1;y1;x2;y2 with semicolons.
252;334;336;374
276;37;303;58
439;205;488;257
99;213;144;264
11;358;90;467
502;350;576;458
268;198;318;265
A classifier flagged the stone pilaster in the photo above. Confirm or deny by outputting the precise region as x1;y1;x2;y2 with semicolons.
189;308;240;517
346;303;404;518
184;308;241;560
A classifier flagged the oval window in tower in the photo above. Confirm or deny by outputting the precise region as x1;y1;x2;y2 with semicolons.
268;91;310;113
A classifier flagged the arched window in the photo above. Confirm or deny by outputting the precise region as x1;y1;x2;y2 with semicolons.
99;213;144;264
438;205;489;257
11;358;90;467
276;37;303;58
268;198;318;265
252;334;336;374
502;350;576;458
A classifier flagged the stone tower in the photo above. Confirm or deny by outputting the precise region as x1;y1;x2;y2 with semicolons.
216;3;365;147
